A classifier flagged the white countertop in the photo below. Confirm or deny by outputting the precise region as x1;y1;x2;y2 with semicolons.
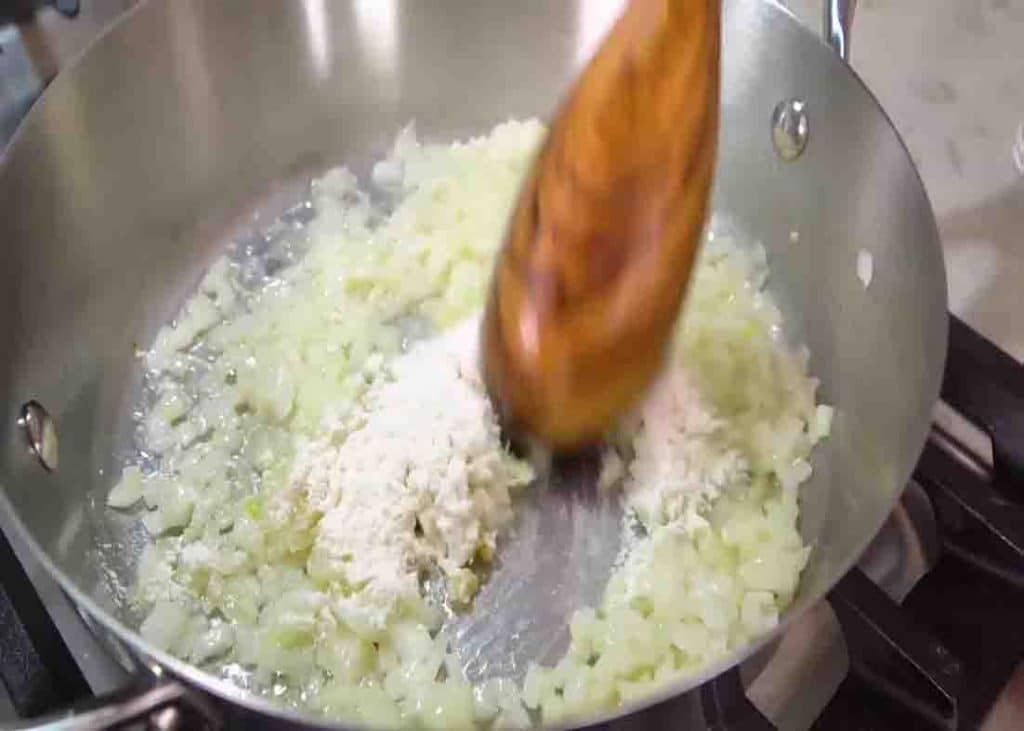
785;0;1024;359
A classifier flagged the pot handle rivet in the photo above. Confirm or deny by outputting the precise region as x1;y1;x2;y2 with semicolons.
771;98;809;161
17;400;58;472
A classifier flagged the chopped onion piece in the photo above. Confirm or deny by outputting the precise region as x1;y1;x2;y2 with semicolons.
107;465;143;508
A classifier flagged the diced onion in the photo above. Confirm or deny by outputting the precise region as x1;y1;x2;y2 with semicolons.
121;120;829;728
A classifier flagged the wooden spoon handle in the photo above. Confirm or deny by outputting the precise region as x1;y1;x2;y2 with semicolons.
482;0;721;449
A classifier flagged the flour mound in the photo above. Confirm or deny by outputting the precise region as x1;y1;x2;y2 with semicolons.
289;318;531;629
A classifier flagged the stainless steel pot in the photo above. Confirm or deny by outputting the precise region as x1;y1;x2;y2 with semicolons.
0;0;947;728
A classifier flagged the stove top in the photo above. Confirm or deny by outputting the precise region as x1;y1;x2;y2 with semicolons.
2;3;1024;730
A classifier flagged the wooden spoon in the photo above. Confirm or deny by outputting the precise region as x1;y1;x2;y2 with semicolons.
482;0;721;450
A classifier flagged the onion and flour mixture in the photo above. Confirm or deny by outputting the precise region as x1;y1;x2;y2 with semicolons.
108;120;830;728
294;319;531;628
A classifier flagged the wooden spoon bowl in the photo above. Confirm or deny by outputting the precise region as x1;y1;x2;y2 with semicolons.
482;0;721;450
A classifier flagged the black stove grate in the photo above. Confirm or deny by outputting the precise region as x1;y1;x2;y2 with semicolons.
814;316;1024;731
0;527;89;717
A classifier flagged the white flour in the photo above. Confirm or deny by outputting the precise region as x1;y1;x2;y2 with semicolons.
624;368;747;535
287;317;531;630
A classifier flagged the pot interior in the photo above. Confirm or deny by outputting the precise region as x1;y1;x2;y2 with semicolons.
0;0;945;724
